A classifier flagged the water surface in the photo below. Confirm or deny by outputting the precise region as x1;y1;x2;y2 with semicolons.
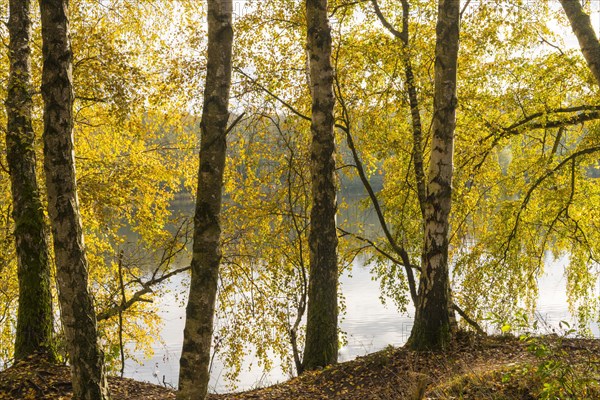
124;254;593;392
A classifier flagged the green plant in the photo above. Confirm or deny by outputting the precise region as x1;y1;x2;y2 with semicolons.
521;322;600;399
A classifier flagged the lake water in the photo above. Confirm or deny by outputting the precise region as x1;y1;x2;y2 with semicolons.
122;253;596;393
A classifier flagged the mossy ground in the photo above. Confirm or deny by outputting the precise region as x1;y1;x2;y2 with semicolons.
1;334;599;399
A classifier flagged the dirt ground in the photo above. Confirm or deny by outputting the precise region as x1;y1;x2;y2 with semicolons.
1;334;599;399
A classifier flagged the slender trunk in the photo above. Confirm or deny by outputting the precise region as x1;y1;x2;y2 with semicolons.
39;0;109;398
118;253;125;378
284;145;308;376
405;62;427;218
370;0;424;304
559;0;600;86
6;0;55;362
371;0;427;216
177;1;233;398
302;0;339;372
408;0;460;351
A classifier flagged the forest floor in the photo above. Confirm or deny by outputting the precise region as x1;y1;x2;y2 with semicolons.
1;333;600;399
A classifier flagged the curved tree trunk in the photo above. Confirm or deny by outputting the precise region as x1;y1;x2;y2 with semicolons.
39;0;109;398
6;0;55;362
302;0;339;372
177;1;233;398
371;0;427;218
559;0;600;86
408;0;460;351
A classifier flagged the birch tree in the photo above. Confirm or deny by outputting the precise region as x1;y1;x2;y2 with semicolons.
178;0;233;398
407;0;460;350
302;0;339;371
39;0;109;398
6;0;55;361
560;0;600;86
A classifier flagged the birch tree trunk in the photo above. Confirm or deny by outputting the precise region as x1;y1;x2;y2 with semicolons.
6;0;55;362
302;0;339;372
408;0;460;351
39;0;109;398
559;0;600;86
177;0;233;398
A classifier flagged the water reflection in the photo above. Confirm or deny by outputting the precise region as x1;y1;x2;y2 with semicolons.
124;260;412;392
123;253;596;392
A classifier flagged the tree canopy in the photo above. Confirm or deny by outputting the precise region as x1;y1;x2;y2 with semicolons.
0;0;599;395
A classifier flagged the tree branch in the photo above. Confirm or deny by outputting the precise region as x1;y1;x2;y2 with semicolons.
371;0;407;42
225;112;246;135
560;0;600;86
97;265;191;321
452;303;486;335
235;67;311;122
463;105;600;170
338;227;419;272
502;145;600;260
